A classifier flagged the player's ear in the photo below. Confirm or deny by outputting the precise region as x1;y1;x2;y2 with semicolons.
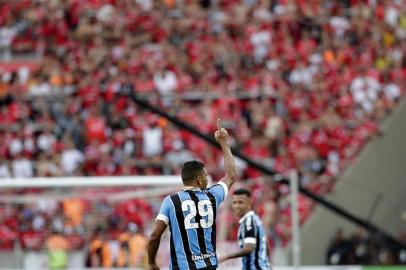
197;175;203;186
196;171;202;181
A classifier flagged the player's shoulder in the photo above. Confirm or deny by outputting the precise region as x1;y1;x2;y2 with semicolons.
162;192;178;204
206;181;228;196
164;194;173;200
240;211;258;225
251;212;265;227
251;211;262;221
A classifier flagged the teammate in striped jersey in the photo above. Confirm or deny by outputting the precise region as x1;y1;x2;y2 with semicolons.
147;119;238;270
219;188;272;270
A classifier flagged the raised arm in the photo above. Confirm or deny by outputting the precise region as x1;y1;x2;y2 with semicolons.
215;119;238;190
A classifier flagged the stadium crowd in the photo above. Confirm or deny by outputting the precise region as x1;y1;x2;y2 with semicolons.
0;0;405;267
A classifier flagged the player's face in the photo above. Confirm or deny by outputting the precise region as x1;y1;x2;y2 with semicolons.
231;194;251;217
197;168;208;189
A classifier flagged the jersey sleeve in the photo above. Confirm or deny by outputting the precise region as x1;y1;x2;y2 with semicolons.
156;196;172;225
243;216;257;245
206;181;228;207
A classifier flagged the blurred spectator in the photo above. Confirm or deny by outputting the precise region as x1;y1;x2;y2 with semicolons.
0;157;11;178
37;130;56;152
116;223;147;268
12;154;34;178
164;139;194;173
0;21;17;60
153;65;178;106
264;107;285;156
326;229;351;265
350;68;381;113
36;153;62;177
62;199;84;232
142;120;163;159
60;140;84;176
86;228;111;268
0;215;16;250
46;230;69;270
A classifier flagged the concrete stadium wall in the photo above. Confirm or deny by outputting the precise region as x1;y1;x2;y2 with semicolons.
296;98;406;265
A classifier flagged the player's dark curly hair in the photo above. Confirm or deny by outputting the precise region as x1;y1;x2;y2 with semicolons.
181;160;205;183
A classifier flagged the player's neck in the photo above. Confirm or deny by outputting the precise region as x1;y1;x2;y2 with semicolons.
238;209;254;220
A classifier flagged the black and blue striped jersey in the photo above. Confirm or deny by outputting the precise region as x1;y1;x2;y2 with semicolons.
238;211;272;270
156;182;228;270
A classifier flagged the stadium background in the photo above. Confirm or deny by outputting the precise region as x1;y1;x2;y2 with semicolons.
0;0;405;269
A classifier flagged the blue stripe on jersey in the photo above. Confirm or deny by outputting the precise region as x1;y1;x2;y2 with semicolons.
158;183;226;270
238;212;272;270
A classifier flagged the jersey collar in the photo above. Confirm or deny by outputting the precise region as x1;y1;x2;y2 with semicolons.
181;186;202;192
239;210;254;224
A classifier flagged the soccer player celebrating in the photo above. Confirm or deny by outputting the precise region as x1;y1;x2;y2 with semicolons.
147;119;238;270
218;188;272;270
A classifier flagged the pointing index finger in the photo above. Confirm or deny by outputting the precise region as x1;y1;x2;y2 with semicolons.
217;119;222;132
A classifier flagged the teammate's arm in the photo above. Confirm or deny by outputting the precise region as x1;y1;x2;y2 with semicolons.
218;243;256;263
215;119;238;190
147;220;167;270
